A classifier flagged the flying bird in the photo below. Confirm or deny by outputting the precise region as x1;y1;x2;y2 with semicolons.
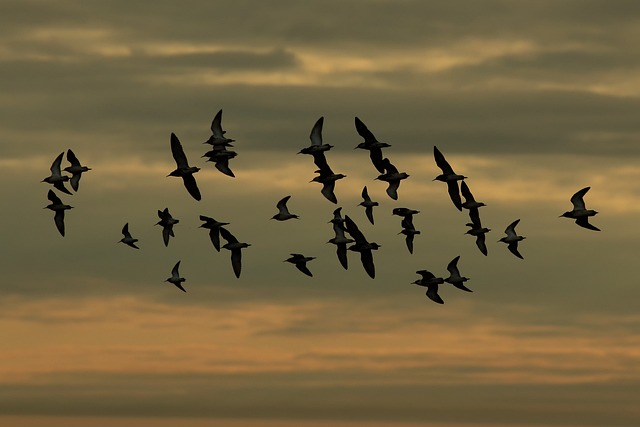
358;186;378;225
42;151;73;195
444;256;472;292
204;109;235;147
375;158;409;200
310;166;346;204
165;261;186;292
63;149;91;192
344;215;380;279
399;228;420;254
465;222;491;256
199;215;230;252
156;208;179;247
327;207;354;270
433;146;466;211
284;253;316;277
119;223;139;249
168;133;202;201
560;187;600;231
354;117;391;174
44;189;72;236
392;207;420;230
204;147;237;178
299;117;333;155
219;227;251;278
499;219;526;259
272;195;299;221
460;181;485;227
412;270;445;304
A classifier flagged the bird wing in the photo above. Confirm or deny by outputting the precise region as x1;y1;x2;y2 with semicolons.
446;256;461;277
433;146;454;175
53;181;73;195
276;195;292;214
47;189;62;204
468;207;482;228
476;233;488;256
321;181;338;204
369;148;386;174
209;229;221;251
361;186;371;202
69;173;81;192
354;117;377;144
53;210;65;236
576;217;601;231
50;152;65;175
404;233;414;254
336;244;348;270
426;285;444;304
210;109;225;137
181;174;202;201
296;263;313;277
460;181;475;203
505;219;520;238
66;149;81;167
309;116;324;146
344;215;368;245
360;249;375;279
507;242;524;259
311;151;331;173
230;249;242;278
416;270;436;281
385;181;400;200
382;158;399;174
570;186;590;210
122;223;131;238
446;181;463;211
170;133;190;169
162;227;170;246
219;227;239;244
400;215;414;230
365;206;375;225
171;261;181;278
215;157;235;177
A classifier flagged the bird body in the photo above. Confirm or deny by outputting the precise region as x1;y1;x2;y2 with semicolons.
358;186;378;225
199;215;230;251
444;256;472;292
433;146;466;211
63;149;91;191
204;109;235;146
156;208;179;247
344;215;379;278
375;158;409;200
413;270;445;304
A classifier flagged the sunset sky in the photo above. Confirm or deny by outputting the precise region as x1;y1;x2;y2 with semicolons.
1;1;640;426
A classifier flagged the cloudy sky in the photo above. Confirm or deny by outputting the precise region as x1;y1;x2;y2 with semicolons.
1;1;640;426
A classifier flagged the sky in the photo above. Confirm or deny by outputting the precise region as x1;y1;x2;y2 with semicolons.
1;0;640;426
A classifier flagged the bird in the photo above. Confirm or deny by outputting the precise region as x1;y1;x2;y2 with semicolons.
119;223;139;249
156;208;179;247
271;195;299;221
375;158;409;200
358;186;378;225
560;187;600;231
205;148;237;178
460;181;485;227
165;261;186;292
354;117;391;174
444;256;472;292
298;117;333;155
399;228;420;254
412;270;445;304
63;149;91;192
42;152;73;195
392;207;420;230
499;219;526;259
344;215;380;279
310;167;346;204
168;133;201;201
284;253;316;277
327;208;354;270
44;189;72;236
219;227;251;278
199;215;230;252
465;222;490;256
204;109;235;147
433;146;466;211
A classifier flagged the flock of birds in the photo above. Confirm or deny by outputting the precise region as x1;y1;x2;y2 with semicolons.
42;110;601;303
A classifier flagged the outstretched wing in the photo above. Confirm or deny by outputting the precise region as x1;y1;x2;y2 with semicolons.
309;117;324;146
170;133;189;168
433;146;454;175
570;187;590;210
